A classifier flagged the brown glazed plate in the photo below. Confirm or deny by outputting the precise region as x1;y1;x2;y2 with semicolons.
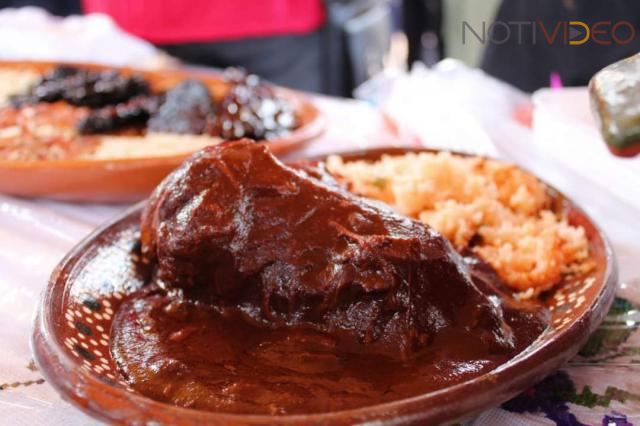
32;147;618;425
0;61;325;202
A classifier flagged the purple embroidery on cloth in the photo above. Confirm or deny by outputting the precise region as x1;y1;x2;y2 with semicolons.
503;371;587;426
602;412;633;426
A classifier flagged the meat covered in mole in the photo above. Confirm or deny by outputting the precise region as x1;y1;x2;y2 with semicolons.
140;139;516;359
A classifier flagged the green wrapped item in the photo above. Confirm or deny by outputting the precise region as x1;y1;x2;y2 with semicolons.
590;53;640;157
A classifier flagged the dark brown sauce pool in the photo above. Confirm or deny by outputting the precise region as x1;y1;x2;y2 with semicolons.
111;257;548;416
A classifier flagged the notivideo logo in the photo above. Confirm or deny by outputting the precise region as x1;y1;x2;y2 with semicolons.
463;20;636;46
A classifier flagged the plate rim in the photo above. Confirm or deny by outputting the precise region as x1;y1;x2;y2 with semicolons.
0;60;325;201
32;147;619;425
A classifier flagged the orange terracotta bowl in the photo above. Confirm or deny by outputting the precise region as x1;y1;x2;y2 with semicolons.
32;148;617;425
0;61;325;203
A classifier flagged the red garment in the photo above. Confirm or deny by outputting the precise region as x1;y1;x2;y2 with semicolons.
82;0;326;44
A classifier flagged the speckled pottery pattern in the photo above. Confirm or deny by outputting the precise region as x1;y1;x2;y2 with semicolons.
62;293;123;385
32;148;618;425
57;229;605;386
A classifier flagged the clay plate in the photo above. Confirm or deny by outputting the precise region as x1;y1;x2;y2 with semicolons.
0;61;325;202
32;148;617;425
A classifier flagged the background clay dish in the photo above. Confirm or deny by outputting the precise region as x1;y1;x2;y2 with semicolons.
32;148;617;425
0;61;325;202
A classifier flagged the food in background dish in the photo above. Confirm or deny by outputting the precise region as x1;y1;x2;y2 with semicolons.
0;65;299;161
209;69;297;140
9;65;150;108
147;80;212;135
327;152;592;293
111;140;547;415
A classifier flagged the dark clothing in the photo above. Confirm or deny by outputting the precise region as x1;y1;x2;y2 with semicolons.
162;1;392;97
160;31;324;93
482;0;640;92
0;0;80;14
403;0;444;67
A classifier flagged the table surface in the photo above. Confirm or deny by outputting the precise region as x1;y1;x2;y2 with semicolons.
0;92;639;426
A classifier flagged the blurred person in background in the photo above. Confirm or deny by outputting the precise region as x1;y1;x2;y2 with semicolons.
1;0;392;96
83;0;328;93
85;0;393;96
400;0;640;93
480;0;640;92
